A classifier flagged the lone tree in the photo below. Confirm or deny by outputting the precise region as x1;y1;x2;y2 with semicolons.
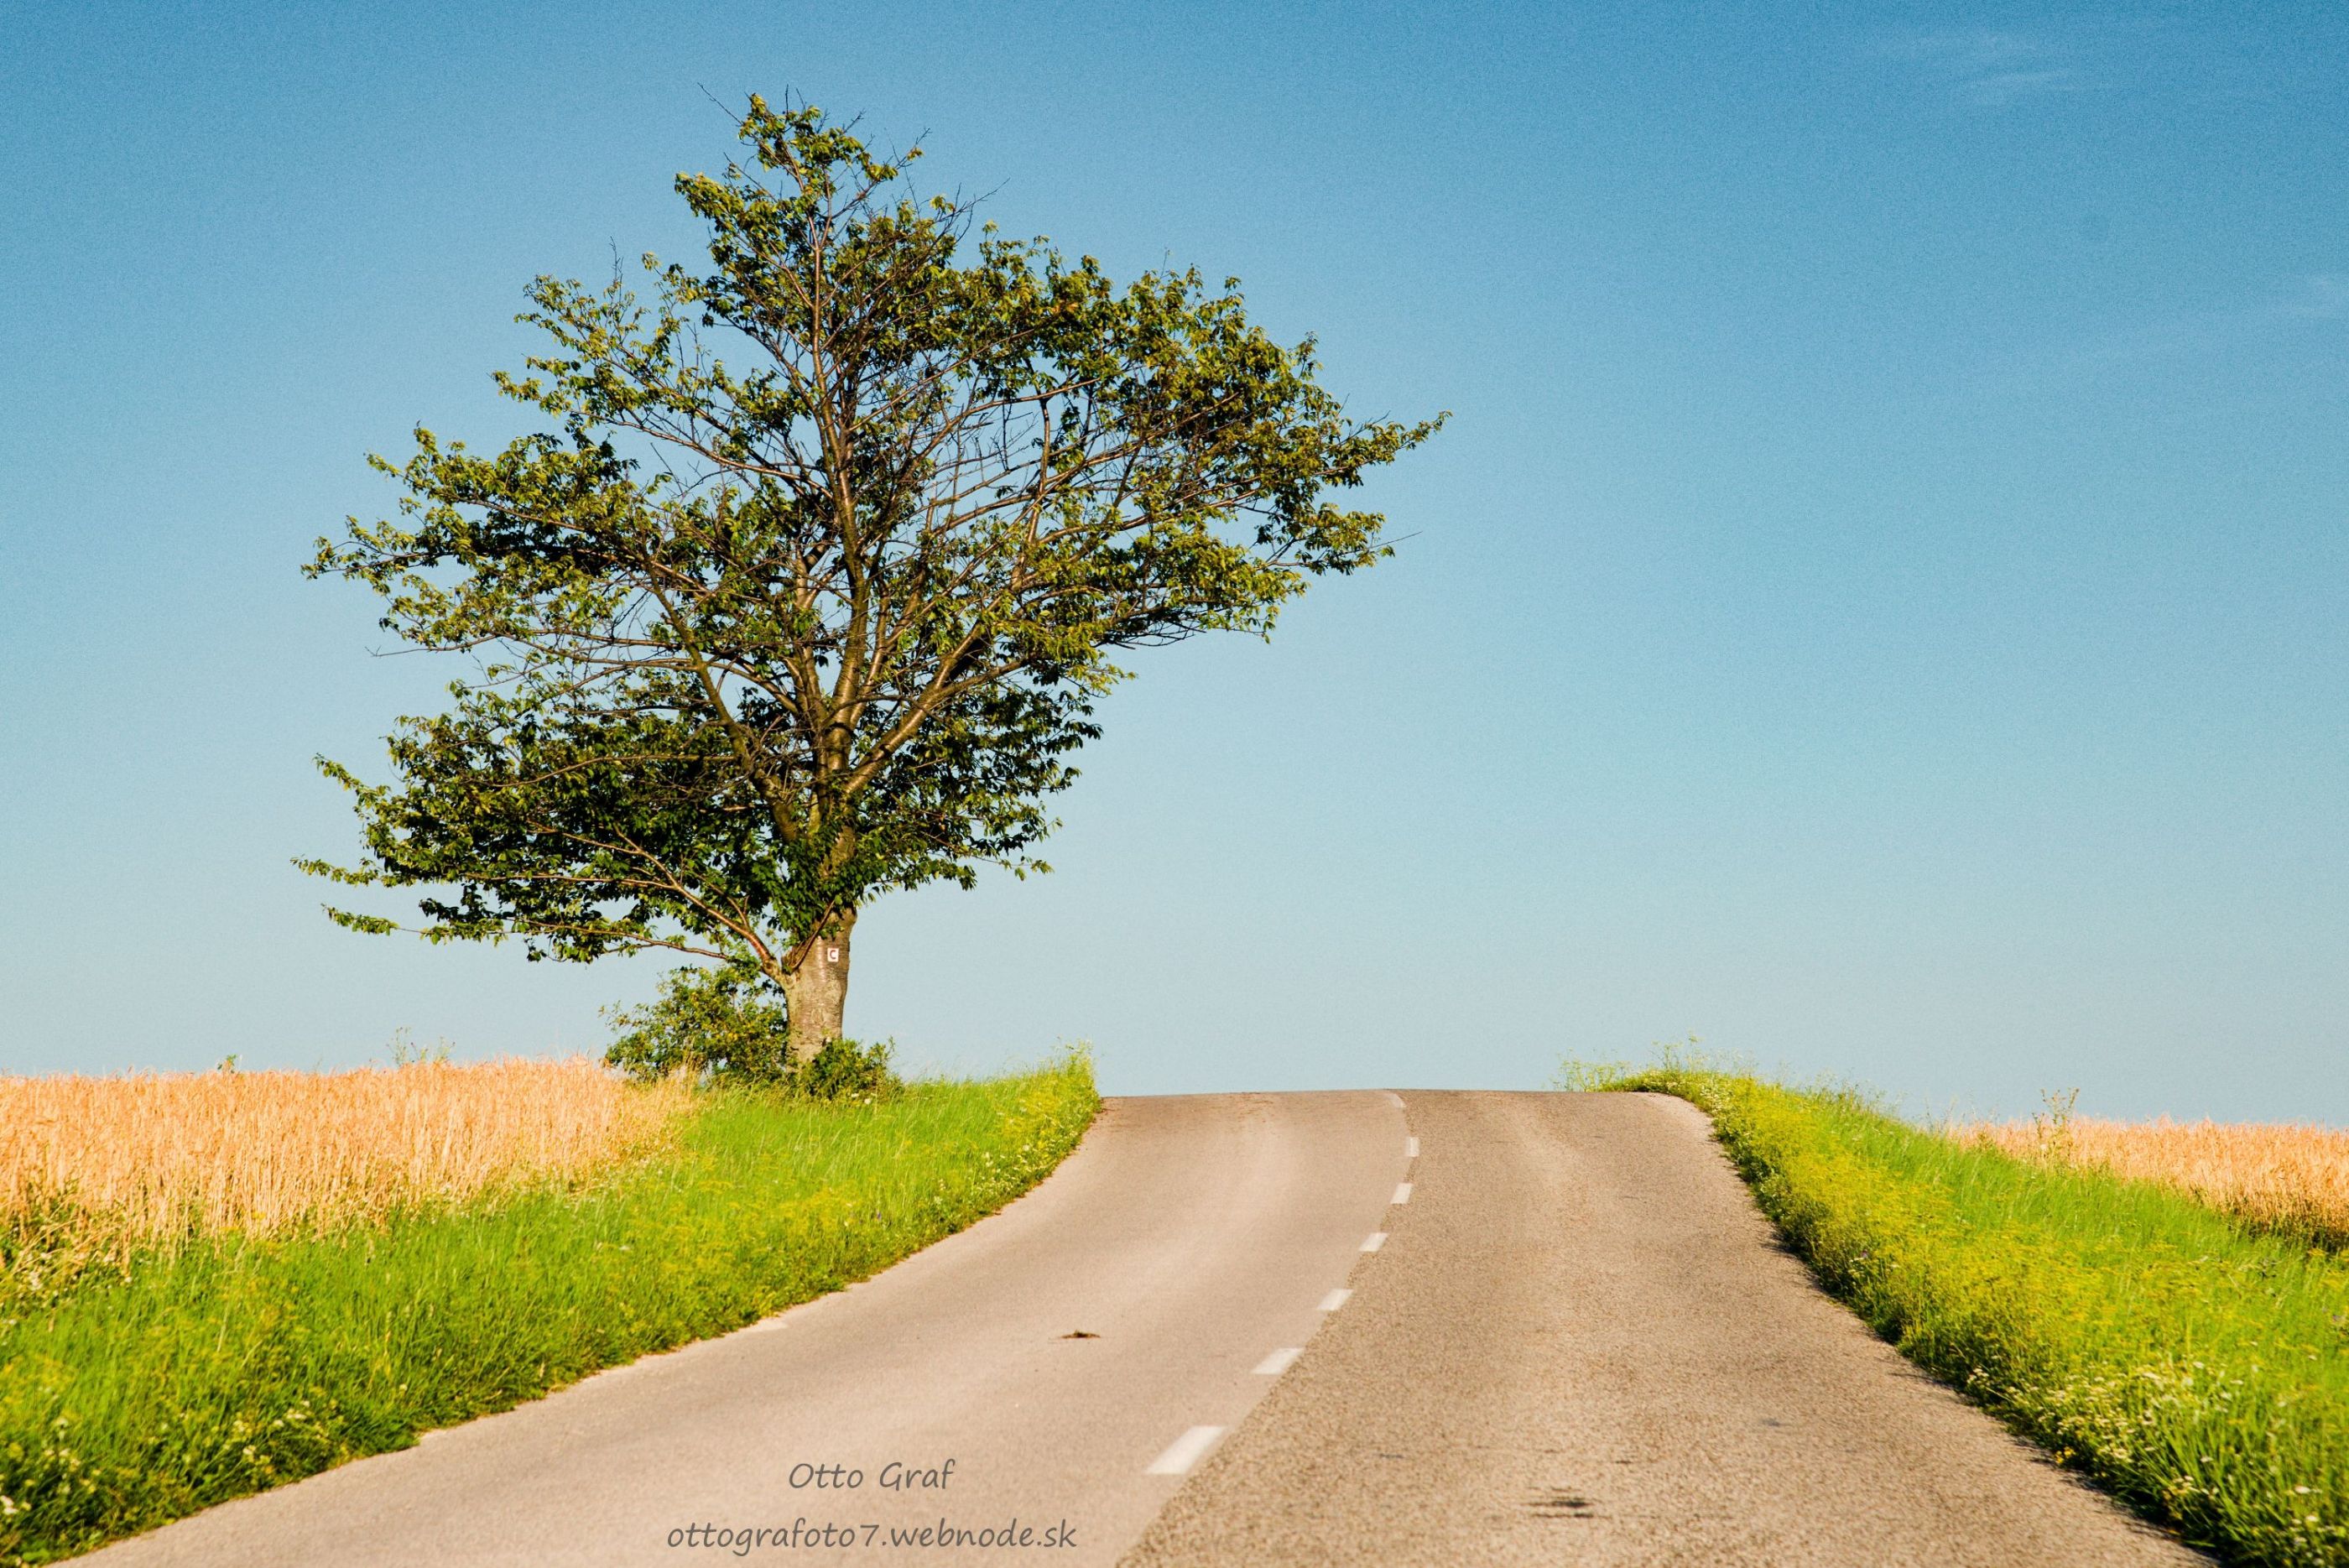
305;97;1440;1063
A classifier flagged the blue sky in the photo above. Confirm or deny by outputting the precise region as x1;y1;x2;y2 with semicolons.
2;2;2342;1120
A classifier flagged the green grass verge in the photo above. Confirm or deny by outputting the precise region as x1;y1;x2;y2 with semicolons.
0;1056;1098;1565
1575;1062;2348;1568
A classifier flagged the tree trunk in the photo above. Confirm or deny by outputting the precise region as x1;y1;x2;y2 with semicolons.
779;911;855;1065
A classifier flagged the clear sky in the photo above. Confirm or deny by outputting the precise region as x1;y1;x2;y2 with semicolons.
3;1;2342;1121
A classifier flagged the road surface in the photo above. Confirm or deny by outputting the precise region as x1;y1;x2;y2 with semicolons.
1123;1091;2206;1566
88;1091;2205;1566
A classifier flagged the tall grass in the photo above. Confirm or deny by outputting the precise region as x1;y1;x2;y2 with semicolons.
1956;1112;2349;1250
0;1060;688;1308
1573;1061;2349;1568
0;1056;1096;1566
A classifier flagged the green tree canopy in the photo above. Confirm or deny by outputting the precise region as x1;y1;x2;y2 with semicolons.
305;96;1441;1060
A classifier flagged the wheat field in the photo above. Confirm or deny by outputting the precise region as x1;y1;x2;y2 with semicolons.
1958;1113;2349;1245
0;1059;690;1268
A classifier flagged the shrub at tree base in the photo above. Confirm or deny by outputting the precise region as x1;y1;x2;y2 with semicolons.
786;1037;899;1103
1575;1064;2349;1568
601;965;898;1098
602;966;791;1083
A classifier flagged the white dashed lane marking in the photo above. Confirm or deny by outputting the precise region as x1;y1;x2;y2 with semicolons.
1393;1182;1414;1205
1145;1426;1227;1477
1317;1289;1352;1311
1361;1232;1387;1253
1253;1347;1303;1375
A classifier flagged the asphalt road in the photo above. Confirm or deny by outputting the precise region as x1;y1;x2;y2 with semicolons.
89;1090;2208;1566
87;1091;1407;1567
1126;1091;2208;1567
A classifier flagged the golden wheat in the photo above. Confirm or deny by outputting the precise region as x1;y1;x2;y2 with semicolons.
1957;1114;2349;1243
0;1059;690;1259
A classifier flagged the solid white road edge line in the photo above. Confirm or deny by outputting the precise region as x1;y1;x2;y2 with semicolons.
1318;1289;1352;1311
1361;1232;1387;1253
1253;1347;1304;1375
1146;1426;1227;1477
1393;1182;1414;1204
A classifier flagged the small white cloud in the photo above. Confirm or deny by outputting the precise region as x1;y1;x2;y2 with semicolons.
1962;68;2085;107
1878;29;2094;107
1883;29;2041;68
